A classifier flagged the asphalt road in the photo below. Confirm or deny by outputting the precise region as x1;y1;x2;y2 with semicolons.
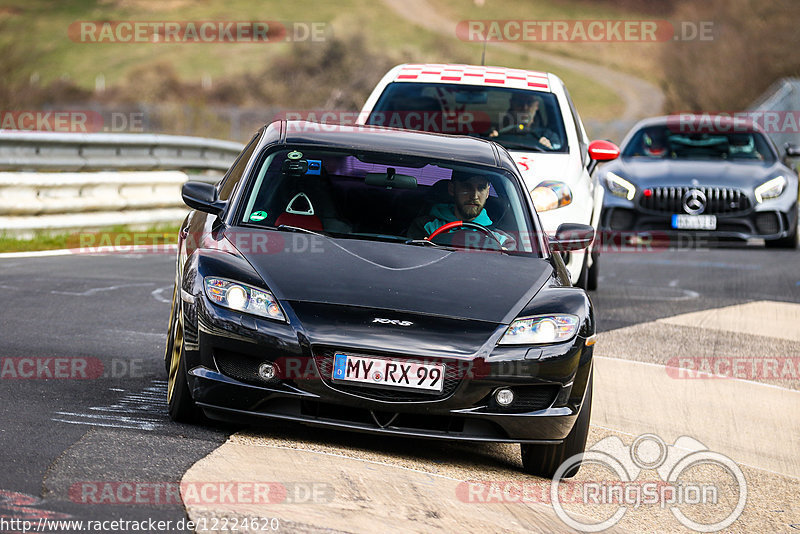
0;253;230;531
0;243;797;532
591;241;800;331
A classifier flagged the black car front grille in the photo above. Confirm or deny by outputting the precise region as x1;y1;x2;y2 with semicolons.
313;348;463;402
755;212;781;234
639;186;750;215
214;350;264;385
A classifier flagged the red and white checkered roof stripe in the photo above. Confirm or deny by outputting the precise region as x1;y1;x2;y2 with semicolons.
394;64;550;91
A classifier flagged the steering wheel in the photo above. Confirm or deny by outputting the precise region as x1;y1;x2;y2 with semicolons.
426;220;504;249
497;122;529;135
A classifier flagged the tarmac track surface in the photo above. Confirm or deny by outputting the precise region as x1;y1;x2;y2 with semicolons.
0;243;798;532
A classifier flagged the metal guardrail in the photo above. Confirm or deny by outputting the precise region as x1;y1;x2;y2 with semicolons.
0;131;244;172
0;131;245;236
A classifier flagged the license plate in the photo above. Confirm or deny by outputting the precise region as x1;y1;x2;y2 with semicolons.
332;353;445;393
671;214;717;230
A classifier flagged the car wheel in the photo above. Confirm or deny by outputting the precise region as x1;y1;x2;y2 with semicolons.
166;299;201;423
765;224;798;249
164;283;179;374
586;250;599;291
520;369;593;478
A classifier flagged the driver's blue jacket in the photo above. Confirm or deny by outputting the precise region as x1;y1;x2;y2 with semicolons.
407;203;508;245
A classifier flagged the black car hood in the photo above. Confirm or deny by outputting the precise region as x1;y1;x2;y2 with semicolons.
235;230;551;324
614;158;779;187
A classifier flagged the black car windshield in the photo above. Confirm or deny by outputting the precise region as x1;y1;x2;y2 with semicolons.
238;147;542;255
623;125;776;163
367;82;568;153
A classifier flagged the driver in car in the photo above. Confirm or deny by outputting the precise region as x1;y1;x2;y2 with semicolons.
407;173;511;247
488;93;560;149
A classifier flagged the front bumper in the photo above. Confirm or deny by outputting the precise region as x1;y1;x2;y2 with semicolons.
181;296;594;444
601;187;798;243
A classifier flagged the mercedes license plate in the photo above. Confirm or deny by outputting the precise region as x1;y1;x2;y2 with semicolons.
672;214;717;230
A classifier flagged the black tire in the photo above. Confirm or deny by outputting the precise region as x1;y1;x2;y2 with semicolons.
575;251;589;290
166;301;202;423
765;225;798;249
586;250;599;291
164;283;179;374
521;370;593;478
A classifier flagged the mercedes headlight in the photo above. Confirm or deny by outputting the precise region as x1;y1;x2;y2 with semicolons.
754;175;787;203
606;172;636;200
204;277;285;322
531;181;572;212
498;314;580;345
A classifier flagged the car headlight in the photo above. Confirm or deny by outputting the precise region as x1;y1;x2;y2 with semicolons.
531;181;572;212
204;277;286;322
606;172;636;200
498;314;580;345
754;175;787;203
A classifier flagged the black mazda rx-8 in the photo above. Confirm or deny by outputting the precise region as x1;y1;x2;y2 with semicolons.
165;120;600;477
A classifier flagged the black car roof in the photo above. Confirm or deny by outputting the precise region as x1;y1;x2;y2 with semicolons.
628;114;766;135
259;120;517;171
621;114;778;157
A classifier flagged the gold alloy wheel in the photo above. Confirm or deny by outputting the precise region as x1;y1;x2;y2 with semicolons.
167;303;184;404
164;284;178;368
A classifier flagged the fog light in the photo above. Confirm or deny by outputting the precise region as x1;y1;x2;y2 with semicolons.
495;388;515;406
258;362;278;381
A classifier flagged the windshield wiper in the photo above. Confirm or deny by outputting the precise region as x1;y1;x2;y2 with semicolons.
276;224;328;238
404;238;442;247
499;141;547;152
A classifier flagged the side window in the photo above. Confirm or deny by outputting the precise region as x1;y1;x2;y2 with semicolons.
563;88;589;165
217;132;260;201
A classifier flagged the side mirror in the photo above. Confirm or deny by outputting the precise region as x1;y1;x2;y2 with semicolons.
182;181;225;216
588;139;621;161
785;144;800;158
587;139;621;175
549;223;595;252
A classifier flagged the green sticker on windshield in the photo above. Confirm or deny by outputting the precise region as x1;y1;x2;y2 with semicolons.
287;151;303;160
249;210;268;222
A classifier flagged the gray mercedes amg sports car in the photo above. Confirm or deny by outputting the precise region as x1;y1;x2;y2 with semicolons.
599;115;799;248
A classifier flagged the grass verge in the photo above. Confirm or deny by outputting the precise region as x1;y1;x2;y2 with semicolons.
0;224;181;253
